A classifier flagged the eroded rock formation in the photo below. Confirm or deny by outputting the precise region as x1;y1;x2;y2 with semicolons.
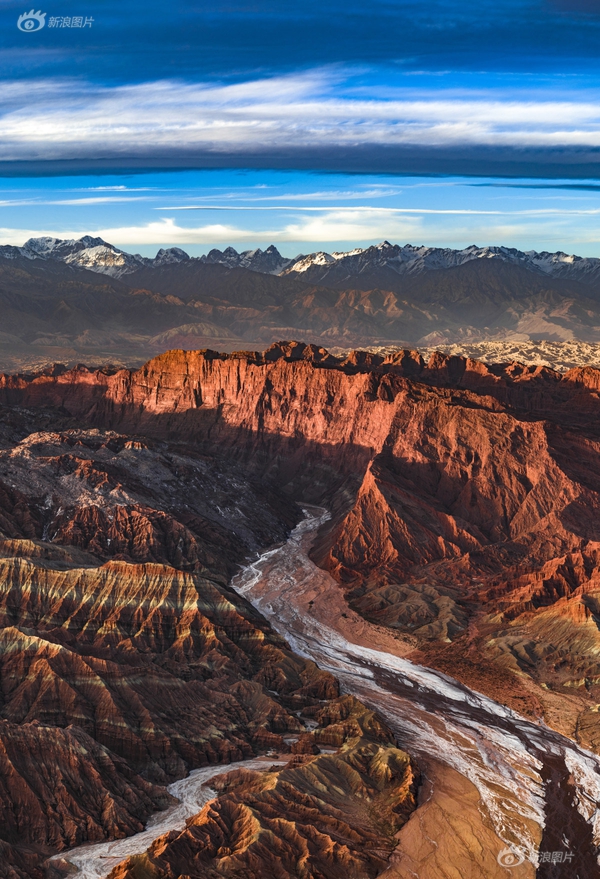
0;386;417;878
0;720;172;879
4;343;600;738
5;340;600;875
107;698;417;879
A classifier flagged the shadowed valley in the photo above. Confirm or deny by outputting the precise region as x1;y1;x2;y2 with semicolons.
3;341;600;875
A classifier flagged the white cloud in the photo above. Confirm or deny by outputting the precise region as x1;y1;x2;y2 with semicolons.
80;186;153;191
2;203;600;250
279;210;421;242
0;213;422;246
3;70;600;160
0;196;154;207
155;204;600;217
183;187;406;202
51;196;154;205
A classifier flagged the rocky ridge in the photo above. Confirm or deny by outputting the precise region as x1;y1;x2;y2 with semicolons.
7;236;600;289
409;340;600;373
0;237;292;279
0;398;417;878
6;236;191;279
107;697;417;879
6;238;600;372
280;240;600;290
202;244;293;275
5;342;600;748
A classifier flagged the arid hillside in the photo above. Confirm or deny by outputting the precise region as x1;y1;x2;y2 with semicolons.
6;245;600;372
0;405;416;879
5;342;600;753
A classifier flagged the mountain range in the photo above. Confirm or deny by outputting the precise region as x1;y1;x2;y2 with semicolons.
6;235;600;286
4;236;600;372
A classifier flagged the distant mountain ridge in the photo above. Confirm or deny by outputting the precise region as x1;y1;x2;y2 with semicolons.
0;237;293;279
3;235;600;288
202;244;293;275
0;235;192;278
280;241;600;291
3;235;600;373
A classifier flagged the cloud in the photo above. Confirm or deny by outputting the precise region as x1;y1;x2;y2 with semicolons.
3;202;600;250
154;204;600;217
471;182;600;192
279;209;421;242
4;69;600;166
53;196;154;205
0;212;422;246
184;187;406;201
0;196;154;207
1;208;599;256
80;186;156;192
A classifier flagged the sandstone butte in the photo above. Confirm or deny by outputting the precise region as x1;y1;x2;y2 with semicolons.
2;340;600;876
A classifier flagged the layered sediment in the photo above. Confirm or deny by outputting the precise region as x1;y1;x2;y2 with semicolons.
0;371;418;877
4;341;600;875
107;698;417;879
3;342;600;736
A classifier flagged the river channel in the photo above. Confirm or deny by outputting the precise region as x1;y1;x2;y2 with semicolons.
57;508;600;879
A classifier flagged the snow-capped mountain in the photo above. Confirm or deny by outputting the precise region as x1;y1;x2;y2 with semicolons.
0;236;191;278
3;235;600;290
0;237;291;278
281;241;600;286
19;236;147;276
201;244;293;274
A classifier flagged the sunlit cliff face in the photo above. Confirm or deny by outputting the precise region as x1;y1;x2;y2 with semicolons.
4;343;600;875
0;382;419;879
5;344;600;729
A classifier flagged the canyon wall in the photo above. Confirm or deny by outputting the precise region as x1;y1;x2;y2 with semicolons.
0;378;418;878
3;343;600;746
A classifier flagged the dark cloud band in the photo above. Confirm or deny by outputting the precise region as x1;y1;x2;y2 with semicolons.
1;145;600;180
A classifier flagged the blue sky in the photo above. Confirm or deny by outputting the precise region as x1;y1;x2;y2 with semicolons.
3;0;600;253
3;0;600;83
3;170;600;257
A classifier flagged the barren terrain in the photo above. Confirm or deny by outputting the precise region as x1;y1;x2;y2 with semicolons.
2;341;600;875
